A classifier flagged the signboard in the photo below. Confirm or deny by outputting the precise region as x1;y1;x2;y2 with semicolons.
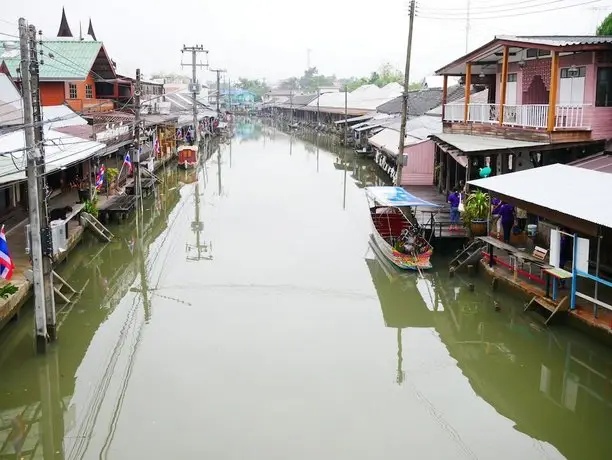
95;122;131;142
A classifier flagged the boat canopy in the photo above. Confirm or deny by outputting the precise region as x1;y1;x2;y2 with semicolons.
365;186;439;208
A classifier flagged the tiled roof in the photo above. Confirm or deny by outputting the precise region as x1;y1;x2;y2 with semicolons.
376;85;466;116
0;40;103;80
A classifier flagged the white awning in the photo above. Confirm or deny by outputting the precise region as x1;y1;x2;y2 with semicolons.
434;133;548;153
0;128;106;184
468;164;612;230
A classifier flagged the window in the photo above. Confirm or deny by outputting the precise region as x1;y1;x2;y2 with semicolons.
559;67;586;105
69;83;77;99
596;67;612;107
499;73;517;82
526;48;552;58
85;84;93;99
560;66;586;78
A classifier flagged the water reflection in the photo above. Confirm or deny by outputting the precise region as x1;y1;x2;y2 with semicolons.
0;166;185;459
367;244;612;459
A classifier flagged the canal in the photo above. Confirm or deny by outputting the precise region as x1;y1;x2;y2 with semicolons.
0;120;611;459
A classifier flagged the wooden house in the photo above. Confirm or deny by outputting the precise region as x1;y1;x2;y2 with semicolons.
433;35;612;192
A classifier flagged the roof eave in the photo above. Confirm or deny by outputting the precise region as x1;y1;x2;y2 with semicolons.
436;37;612;75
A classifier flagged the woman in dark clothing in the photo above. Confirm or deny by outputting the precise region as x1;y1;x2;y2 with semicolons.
498;203;515;243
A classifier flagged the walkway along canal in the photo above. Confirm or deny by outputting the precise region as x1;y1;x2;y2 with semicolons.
0;122;611;459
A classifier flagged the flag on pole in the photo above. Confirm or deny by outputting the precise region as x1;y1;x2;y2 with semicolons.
123;152;133;174
176;128;182;140
0;225;15;280
154;135;161;155
95;165;106;191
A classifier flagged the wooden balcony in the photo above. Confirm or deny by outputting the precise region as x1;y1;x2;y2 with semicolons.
443;103;592;143
66;98;115;114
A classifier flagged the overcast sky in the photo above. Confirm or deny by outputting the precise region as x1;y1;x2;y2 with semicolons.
1;0;610;85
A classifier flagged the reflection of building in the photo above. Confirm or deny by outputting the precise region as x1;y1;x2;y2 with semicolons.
0;171;183;459
366;249;612;460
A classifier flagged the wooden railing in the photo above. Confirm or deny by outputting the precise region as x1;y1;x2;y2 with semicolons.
443;103;590;130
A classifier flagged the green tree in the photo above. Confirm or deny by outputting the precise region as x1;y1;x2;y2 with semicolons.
596;12;612;35
235;78;270;101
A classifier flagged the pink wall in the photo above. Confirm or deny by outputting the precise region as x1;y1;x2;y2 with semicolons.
401;140;435;186
495;52;597;105
584;107;612;140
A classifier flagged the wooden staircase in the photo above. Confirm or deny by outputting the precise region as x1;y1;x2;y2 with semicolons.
449;239;487;273
81;212;114;242
524;295;569;326
52;270;83;305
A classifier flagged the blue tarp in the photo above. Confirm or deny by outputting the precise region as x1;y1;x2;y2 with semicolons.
365;186;439;208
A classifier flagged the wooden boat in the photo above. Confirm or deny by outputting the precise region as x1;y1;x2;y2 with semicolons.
177;145;198;169
365;186;437;270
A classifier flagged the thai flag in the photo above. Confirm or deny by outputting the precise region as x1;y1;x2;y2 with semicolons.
176;128;182;140
154;136;161;154
95;165;106;191
0;226;15;280
123;153;133;174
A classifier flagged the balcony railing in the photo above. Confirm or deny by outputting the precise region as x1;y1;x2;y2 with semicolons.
444;103;589;130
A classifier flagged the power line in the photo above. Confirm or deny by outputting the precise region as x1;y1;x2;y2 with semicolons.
417;0;602;19
417;0;570;12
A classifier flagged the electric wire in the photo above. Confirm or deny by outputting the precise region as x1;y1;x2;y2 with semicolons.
416;0;603;19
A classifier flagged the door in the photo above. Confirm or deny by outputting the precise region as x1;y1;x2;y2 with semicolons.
559;66;586;105
506;73;517;105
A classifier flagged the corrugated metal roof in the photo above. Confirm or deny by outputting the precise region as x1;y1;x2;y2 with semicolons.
569;152;612;174
0;128;105;184
468;164;612;229
0;74;22;127
42;105;88;130
498;35;612;47
1;40;103;80
432;133;547;153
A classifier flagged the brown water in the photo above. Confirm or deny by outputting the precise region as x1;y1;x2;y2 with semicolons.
0;120;611;459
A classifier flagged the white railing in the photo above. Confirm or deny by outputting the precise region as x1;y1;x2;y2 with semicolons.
504;104;548;129
443;103;464;122
468;103;499;124
443;103;589;130
555;105;587;129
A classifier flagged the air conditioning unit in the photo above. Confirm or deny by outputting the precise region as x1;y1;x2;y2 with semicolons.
50;220;67;255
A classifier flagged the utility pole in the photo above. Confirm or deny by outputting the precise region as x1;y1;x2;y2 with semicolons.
210;69;226;114
344;85;348;146
396;0;416;186
134;68;142;208
290;89;294;125
29;24;56;341
19;18;47;353
465;0;471;53
182;45;208;144
317;88;320;127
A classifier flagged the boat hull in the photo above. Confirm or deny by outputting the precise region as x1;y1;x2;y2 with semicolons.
370;230;433;270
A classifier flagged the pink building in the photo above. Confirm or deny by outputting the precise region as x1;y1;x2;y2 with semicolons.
432;35;612;192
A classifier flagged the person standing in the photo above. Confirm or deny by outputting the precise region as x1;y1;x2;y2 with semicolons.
448;188;461;231
498;203;515;244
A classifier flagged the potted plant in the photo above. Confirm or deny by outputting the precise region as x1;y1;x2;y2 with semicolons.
463;190;489;236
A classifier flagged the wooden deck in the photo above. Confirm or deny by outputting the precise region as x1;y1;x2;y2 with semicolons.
404;185;468;239
98;195;138;223
124;177;156;197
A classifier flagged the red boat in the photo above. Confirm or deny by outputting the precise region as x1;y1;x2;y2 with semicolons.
178;145;198;169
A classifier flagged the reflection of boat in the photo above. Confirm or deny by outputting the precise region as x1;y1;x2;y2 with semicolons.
365;186;437;270
178;145;198;169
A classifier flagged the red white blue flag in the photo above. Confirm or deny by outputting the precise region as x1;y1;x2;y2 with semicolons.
95;165;106;191
0;225;15;280
123;153;133;173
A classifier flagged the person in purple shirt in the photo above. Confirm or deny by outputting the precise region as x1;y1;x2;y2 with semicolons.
447;187;461;231
497;203;515;243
